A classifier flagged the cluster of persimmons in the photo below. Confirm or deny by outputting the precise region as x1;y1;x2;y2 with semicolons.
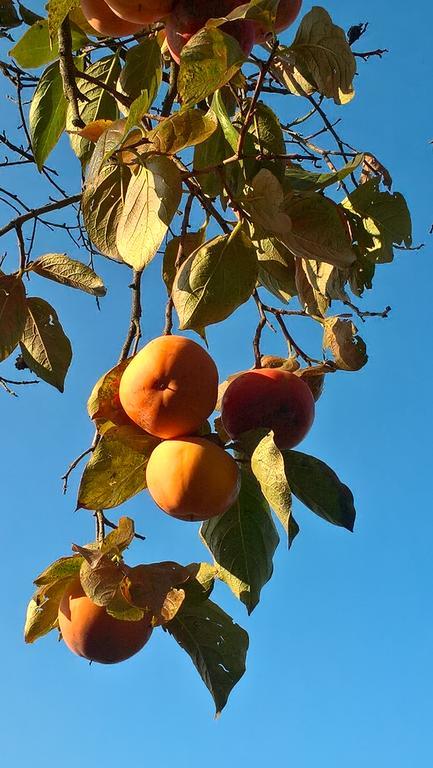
58;336;315;664
80;0;302;59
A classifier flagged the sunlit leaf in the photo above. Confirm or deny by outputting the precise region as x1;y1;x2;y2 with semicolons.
173;225;258;335
116;156;182;270
9;17;88;68
148;108;218;155
179;27;248;107
77;425;159;510
271;6;356;104
251;432;299;548
31;253;106;296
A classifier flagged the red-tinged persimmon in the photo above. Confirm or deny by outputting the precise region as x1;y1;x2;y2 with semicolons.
165;0;255;64
254;0;302;42
146;437;241;521
104;0;174;23
221;367;315;450
81;0;145;36
118;335;219;439
58;579;153;664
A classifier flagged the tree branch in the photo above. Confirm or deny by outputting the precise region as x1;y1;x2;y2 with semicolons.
118;269;143;362
58;19;85;128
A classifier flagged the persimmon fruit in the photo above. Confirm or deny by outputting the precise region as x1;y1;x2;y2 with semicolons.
104;0;174;24
58;579;153;664
254;0;302;42
81;0;145;36
165;0;255;64
118;335;218;439
146;436;240;521
221;367;315;450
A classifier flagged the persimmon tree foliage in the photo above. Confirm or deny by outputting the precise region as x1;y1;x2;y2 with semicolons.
0;0;413;715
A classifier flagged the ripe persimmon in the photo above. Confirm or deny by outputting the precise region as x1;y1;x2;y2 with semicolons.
221;367;315;450
81;0;145;36
146;437;240;521
165;0;255;64
58;579;153;664
104;0;174;24
119;335;219;439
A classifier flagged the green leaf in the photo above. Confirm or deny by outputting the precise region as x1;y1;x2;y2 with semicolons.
101;516;135;554
284;448;356;531
167;594;249;715
283;192;356;267
87;359;132;430
148;108;218;155
173;225;258;335
201;468;279;614
272;6;356;104
67;55;121;167
163;221;207;295
24;579;67;643
244;169;292;237
294;258;329;317
117;37;162;115
30;253;106;296
249;101;286;183
342;178;412;263
193;123;233;197
34;555;82;587
0;0;21;29
256;237;297;303
82;161;131;261
284;154;364;192
251;432;299;548
9;18;88;69
116;156;182;270
178;27;248;108
0;274;27;362
211;91;250;193
323;317;368;371
29;61;67;170
77;425;159;510
20;297;72;391
47;0;79;44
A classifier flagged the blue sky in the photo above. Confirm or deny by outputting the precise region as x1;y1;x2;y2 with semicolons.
1;1;432;765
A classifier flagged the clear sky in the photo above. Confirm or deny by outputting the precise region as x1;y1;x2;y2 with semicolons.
1;1;432;765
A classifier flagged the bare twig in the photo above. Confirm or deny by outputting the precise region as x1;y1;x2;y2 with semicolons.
0;194;81;239
118;270;143;362
164;192;194;335
94;510;105;545
161;60;179;117
237;40;279;157
62;431;99;494
102;513;146;541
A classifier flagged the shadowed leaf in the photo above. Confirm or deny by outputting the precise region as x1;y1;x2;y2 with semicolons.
201;468;279;613
20;297;72;391
0;274;26;362
167;593;249;715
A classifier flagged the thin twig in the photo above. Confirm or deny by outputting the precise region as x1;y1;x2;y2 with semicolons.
118;270;143;362
161;60;179;117
164;192;194;335
0;194;81;239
